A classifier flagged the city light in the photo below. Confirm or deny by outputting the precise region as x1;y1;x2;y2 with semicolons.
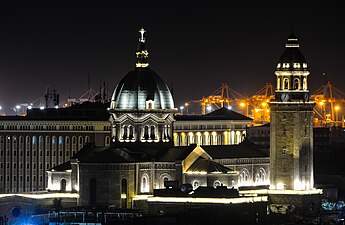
179;106;184;114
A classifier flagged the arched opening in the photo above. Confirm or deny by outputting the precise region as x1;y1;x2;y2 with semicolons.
303;78;307;90
60;179;66;191
293;78;300;90
238;169;250;187
89;178;97;206
144;126;149;139
122;125;128;139
283;78;289;90
255;168;266;185
141;175;149;193
150;126;155;139
121;178;127;208
213;180;221;188
193;180;199;190
128;126;134;140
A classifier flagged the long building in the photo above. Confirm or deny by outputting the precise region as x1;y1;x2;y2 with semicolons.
0;102;111;193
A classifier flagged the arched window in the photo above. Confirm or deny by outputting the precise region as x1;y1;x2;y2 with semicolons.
85;136;90;143
303;78;307;90
78;136;83;149
121;178;128;208
144;126;149;139
255;168;266;185
25;136;30;152
283;78;289;90
141;174;149;193
213;180;222;188
105;136;110;147
122;125;128;139
193;180;200;190
128;126;134;139
238;168;250;187
45;136;50;147
159;173;172;188
59;136;63;149
60;179;66;191
293;78;300;90
65;136;70;150
32;136;37;151
12;136;17;150
150;126;155;139
72;136;77;151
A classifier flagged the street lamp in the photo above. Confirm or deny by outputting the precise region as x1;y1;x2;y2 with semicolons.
335;105;340;126
184;103;189;114
240;102;246;115
179;106;184;114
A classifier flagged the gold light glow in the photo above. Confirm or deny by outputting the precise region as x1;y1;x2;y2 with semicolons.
240;189;323;195
146;196;268;204
0;193;79;199
335;106;340;111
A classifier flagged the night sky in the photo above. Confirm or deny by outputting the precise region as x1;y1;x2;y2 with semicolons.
0;1;344;115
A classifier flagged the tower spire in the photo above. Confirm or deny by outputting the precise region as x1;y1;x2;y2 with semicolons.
136;27;149;68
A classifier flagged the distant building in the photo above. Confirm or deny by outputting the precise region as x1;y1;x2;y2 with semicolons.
0;102;111;193
173;108;252;146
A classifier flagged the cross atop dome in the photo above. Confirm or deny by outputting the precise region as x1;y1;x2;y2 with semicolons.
136;27;149;68
139;28;146;43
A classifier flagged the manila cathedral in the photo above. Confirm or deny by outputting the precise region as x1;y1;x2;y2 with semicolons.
0;28;322;223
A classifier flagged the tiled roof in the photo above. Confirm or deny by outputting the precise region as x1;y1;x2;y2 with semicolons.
186;157;233;174
175;107;252;121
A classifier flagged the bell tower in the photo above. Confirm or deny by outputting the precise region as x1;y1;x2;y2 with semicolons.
269;31;315;190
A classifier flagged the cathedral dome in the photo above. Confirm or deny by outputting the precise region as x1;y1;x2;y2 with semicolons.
276;32;309;72
111;67;174;109
111;28;174;110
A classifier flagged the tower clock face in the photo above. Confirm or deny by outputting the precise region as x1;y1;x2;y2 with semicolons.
281;93;289;102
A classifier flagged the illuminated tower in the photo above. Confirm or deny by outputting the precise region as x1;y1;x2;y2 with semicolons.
269;31;315;190
109;28;176;146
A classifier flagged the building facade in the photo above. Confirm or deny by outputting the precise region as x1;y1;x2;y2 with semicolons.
269;32;315;191
0;103;111;193
173;108;252;146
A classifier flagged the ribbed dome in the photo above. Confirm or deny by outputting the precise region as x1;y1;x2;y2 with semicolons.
111;67;174;110
276;32;308;72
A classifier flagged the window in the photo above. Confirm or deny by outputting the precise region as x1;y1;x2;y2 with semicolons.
238;169;250;186
293;78;300;90
193;180;199;190
122;126;128;139
150;126;155;139
213;180;221;188
283;78;289;90
144;126;149;139
255;168;266;185
128;126;134;139
141;175;149;193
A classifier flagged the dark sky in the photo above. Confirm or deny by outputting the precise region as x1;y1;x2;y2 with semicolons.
0;1;344;115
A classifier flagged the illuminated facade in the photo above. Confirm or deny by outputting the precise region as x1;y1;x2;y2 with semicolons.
43;29;269;209
269;32;315;191
0;103;111;193
173;108;251;146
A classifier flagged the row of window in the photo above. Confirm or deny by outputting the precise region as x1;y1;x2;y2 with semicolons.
0;124;110;131
174;124;245;130
0;175;43;183
174;131;245;146
277;62;307;69
277;77;307;91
